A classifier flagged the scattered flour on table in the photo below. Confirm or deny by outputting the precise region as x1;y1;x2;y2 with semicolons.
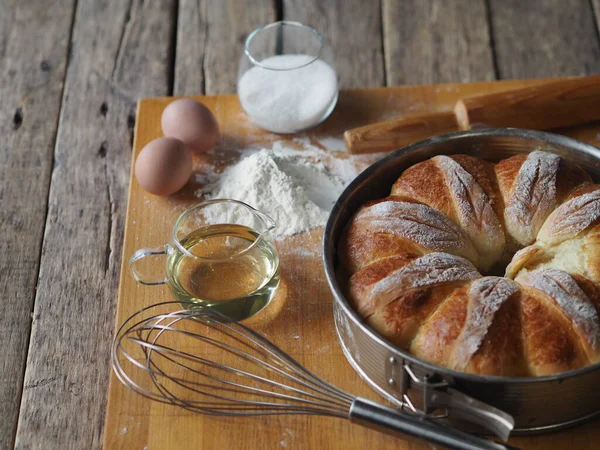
197;148;344;240
194;163;219;185
270;140;369;185
316;136;346;152
196;140;386;240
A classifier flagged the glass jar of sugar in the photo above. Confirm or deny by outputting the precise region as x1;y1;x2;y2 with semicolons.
237;21;338;134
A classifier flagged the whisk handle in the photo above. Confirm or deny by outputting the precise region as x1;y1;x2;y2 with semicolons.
349;398;520;450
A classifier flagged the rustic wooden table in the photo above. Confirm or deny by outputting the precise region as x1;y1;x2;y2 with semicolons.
2;1;600;449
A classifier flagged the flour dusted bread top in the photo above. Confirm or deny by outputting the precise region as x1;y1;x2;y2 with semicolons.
392;154;505;271
340;197;478;273
342;151;600;377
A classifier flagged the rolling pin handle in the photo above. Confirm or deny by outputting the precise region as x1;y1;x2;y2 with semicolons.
453;99;471;130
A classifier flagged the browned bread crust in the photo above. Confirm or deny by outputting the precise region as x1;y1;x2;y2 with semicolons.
392;155;505;270
342;151;600;377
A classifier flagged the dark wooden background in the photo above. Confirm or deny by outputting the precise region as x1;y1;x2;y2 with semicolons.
2;1;600;449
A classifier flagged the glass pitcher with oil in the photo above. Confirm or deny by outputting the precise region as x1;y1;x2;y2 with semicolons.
130;199;280;321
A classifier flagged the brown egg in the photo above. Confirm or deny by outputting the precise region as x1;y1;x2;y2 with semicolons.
135;137;192;196
161;98;220;154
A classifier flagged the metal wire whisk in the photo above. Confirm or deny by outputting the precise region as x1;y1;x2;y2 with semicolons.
111;301;517;450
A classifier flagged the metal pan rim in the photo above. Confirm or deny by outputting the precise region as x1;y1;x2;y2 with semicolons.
323;127;600;385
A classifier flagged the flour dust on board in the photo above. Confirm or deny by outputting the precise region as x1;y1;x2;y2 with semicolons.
196;146;346;240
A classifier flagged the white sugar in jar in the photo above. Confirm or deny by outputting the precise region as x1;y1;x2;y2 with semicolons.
237;22;339;134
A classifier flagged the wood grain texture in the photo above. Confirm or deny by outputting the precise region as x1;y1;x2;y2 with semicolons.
284;0;385;88
456;73;600;130
344;110;459;153
489;0;600;79
13;1;175;449
103;79;600;450
174;0;206;95
346;74;600;155
382;0;496;85
0;1;76;449
5;2;600;449
593;0;600;34
175;0;276;95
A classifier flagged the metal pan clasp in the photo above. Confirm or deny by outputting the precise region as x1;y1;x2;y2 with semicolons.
387;358;515;442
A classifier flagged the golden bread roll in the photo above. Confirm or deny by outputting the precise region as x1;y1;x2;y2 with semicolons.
516;269;600;375
495;151;591;249
506;185;600;282
411;277;524;377
342;151;600;377
391;155;505;271
340;197;478;274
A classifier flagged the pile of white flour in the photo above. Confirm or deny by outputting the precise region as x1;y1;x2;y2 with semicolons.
197;147;346;240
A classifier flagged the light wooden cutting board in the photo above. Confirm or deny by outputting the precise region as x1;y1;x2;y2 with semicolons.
103;79;600;450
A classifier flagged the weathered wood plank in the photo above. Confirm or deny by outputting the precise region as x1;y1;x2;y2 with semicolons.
489;0;600;79
0;2;76;449
175;0;276;95
593;0;600;37
382;0;496;85
13;1;175;448
174;0;206;95
283;0;385;88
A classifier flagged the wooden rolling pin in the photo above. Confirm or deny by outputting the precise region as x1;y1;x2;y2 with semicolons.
344;74;600;154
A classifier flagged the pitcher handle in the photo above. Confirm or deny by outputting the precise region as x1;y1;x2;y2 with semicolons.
130;245;168;285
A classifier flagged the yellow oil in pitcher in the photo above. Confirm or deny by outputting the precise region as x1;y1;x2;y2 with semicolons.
166;224;280;321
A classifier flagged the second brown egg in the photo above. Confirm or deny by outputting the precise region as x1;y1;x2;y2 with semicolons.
161;98;220;154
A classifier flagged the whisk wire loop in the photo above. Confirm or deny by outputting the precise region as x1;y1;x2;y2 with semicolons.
136;319;351;409
112;302;353;417
111;302;516;450
140;313;353;411
131;336;350;412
